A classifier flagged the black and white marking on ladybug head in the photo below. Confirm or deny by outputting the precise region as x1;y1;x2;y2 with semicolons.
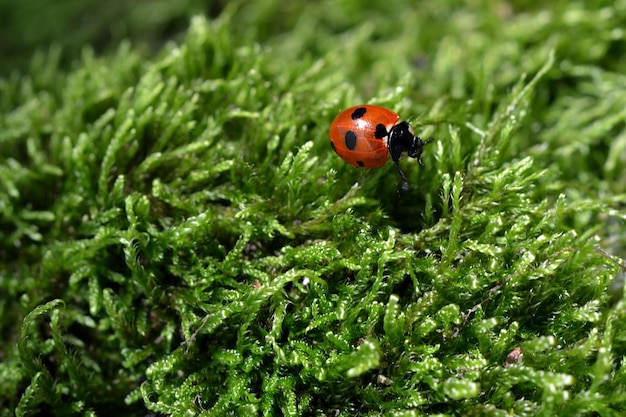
388;122;432;165
388;121;434;191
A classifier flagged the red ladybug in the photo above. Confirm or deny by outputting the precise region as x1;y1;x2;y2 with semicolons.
329;104;433;190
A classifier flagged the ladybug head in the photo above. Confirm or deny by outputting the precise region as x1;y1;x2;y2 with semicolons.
388;122;433;165
388;121;434;192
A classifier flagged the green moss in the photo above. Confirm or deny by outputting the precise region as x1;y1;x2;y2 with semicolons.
2;1;626;416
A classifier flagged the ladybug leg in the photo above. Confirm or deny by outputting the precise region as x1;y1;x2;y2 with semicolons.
392;159;410;192
389;144;410;191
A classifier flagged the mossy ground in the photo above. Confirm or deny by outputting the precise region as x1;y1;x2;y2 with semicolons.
1;1;626;416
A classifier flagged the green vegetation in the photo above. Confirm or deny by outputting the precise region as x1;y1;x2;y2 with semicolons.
1;1;626;415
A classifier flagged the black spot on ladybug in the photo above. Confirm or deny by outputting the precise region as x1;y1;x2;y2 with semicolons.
351;107;367;120
374;124;387;139
330;141;336;152
356;161;365;167
345;131;357;150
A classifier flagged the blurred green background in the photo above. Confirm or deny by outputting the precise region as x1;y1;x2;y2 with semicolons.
0;0;215;74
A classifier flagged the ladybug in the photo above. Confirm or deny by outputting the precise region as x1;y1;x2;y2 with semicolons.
329;104;433;190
